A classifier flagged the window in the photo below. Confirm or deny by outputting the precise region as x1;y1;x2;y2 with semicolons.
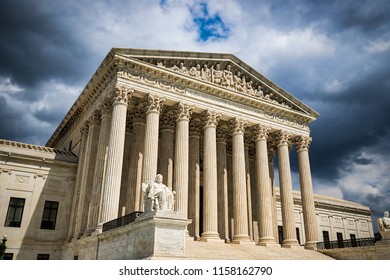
4;197;26;227
296;228;300;244
40;201;59;230
337;232;344;248
37;254;50;260
322;231;330;249
278;226;283;245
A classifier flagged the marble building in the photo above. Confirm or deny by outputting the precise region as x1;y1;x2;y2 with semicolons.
0;48;374;259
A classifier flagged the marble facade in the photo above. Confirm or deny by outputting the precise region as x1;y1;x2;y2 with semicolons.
0;49;375;259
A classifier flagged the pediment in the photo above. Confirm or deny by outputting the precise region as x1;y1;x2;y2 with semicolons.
113;48;319;120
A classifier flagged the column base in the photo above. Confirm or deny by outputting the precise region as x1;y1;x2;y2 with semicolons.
282;239;301;248
257;237;279;247
304;241;318;250
232;234;253;244
200;232;222;242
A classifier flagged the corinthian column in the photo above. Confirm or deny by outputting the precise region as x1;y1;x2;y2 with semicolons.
230;118;251;243
254;125;277;246
99;86;131;225
158;108;175;190
174;102;193;216
188;117;201;239
87;100;112;234
294;135;319;250
201;110;221;241
141;94;164;208
274;130;299;248
217;125;229;241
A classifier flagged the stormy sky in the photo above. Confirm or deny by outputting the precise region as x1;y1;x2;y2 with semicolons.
1;0;389;232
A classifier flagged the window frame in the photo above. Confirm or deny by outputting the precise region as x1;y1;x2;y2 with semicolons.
4;197;26;228
40;200;59;230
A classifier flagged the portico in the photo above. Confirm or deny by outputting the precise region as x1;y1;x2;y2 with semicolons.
48;49;320;250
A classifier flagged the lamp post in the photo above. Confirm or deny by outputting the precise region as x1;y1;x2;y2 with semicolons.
0;235;7;260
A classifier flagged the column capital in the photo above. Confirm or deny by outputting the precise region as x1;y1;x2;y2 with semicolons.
112;85;132;104
273;130;292;147
160;107;176;130
216;123;229;142
99;98;113;116
189;115;203;136
143;94;164;115
175;102;193;121
253;124;271;141
80;121;90;136
202;110;220;128
89;110;101;126
229;118;247;135
293;135;312;151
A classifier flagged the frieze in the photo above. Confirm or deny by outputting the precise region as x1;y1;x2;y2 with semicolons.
119;67;311;130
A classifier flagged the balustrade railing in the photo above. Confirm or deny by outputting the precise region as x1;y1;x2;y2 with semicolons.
317;237;375;250
102;211;143;232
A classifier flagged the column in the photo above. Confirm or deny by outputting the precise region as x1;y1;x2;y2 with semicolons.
68;123;89;241
86;100;112;234
118;115;133;217
126;100;145;212
99;86;131;225
254;125;277;246
76;111;101;238
275;130;299;248
217;126;229;241
245;144;253;241
141;94;164;184
174;102;193;216
231;118;251;243
294;135;319;249
201;110;221;241
188;117;201;239
268;143;279;243
158;108;175;190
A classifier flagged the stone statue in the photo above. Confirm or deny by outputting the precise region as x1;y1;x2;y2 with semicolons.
189;64;201;78
143;174;175;212
171;62;188;74
201;64;211;81
378;211;390;232
222;64;233;88
211;63;223;85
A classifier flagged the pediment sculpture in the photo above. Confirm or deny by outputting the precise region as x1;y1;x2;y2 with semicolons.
142;174;175;213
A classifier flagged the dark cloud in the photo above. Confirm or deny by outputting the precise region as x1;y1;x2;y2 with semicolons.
0;0;87;96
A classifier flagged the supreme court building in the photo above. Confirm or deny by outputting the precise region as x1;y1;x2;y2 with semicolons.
0;49;374;259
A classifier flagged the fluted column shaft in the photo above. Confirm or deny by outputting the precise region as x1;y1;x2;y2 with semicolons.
87;102;112;234
231;118;251;243
217;130;229;241
295;136;319;249
159;128;174;189
99;87;130;224
174;103;192;216
68;123;89;241
201;110;220;240
245;146;253;241
141;95;164;197
268;146;279;243
127;117;145;212
254;125;276;245
188;118;202;239
276;131;299;248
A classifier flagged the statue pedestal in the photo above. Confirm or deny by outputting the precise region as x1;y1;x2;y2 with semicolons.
379;231;390;245
132;210;192;259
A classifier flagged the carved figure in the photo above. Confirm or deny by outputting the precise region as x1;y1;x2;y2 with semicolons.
211;63;223;85
254;85;264;97
171;62;188;74
222;64;234;88
189;64;201;78
143;174;175;212
233;70;245;91
377;211;390;231
201;64;211;81
246;80;254;95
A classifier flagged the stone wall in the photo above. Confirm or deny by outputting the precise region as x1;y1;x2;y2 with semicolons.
319;241;390;260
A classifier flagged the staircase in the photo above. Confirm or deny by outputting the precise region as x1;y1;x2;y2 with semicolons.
185;239;334;260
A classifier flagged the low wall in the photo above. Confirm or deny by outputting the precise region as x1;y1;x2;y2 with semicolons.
62;211;191;260
319;240;390;260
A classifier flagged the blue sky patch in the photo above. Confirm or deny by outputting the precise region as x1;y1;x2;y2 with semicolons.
190;2;230;42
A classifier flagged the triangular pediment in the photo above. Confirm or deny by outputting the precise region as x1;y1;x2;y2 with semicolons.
112;48;319;119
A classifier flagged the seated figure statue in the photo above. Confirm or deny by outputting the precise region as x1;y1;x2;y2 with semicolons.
377;211;390;232
143;174;175;212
